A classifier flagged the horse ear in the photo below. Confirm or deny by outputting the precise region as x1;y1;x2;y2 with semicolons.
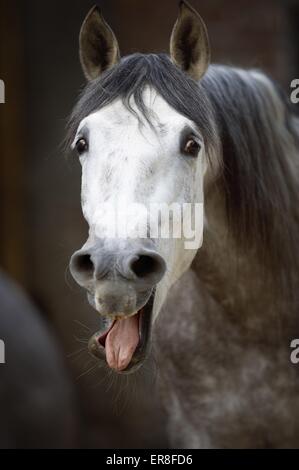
170;1;210;81
79;5;120;81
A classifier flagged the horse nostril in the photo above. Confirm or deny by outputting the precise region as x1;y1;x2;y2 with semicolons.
70;252;94;284
130;253;166;283
75;254;94;273
131;256;156;278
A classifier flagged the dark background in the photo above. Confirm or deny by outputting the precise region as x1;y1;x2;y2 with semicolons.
0;0;298;448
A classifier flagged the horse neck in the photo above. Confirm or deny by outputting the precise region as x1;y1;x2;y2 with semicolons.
191;186;297;342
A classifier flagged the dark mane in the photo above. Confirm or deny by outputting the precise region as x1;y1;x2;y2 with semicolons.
67;53;299;290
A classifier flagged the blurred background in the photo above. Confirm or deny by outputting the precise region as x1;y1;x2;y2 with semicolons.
0;0;298;449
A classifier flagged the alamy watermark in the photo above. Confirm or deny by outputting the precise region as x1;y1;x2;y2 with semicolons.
290;82;299;363
290;79;299;104
290;339;299;364
0;339;5;364
0;81;5;361
0;79;4;104
0;82;5;360
93;202;204;250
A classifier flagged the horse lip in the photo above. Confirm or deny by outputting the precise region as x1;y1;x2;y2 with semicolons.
88;291;154;373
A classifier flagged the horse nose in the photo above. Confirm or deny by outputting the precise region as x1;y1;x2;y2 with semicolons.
69;242;166;288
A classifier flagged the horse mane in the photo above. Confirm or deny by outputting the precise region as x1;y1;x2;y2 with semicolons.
66;54;299;293
201;66;299;292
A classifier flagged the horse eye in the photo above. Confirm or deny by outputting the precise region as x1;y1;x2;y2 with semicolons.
183;138;201;157
75;138;88;155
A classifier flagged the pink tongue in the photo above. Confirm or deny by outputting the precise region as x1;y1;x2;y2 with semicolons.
105;315;139;371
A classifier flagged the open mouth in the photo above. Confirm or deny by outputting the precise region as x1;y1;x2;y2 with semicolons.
88;292;154;374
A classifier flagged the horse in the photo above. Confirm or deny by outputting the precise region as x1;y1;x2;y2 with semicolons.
67;1;299;448
0;270;77;448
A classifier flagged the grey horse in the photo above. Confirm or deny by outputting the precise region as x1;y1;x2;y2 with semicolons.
67;1;299;448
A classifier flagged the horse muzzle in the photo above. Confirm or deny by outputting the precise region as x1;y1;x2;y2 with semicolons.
69;238;166;372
